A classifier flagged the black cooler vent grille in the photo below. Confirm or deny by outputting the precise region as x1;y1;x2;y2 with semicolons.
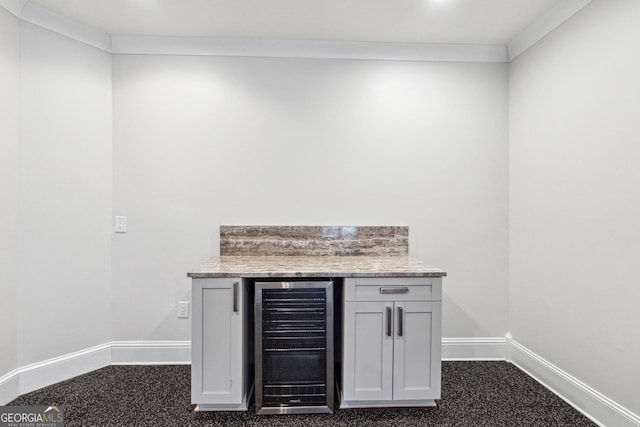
263;384;328;405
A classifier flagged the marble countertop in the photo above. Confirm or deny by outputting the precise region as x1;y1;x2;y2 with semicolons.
187;256;446;278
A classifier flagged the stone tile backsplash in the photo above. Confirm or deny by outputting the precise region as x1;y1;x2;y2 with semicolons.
220;225;409;257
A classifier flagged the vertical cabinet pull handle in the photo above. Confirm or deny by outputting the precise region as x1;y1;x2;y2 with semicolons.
397;306;403;337
386;306;392;337
233;281;239;313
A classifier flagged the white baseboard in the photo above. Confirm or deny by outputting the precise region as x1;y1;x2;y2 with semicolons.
0;343;112;404
0;369;19;406
5;336;638;427
110;338;505;365
442;337;507;360
111;341;191;365
18;343;111;397
507;337;640;427
110;338;508;365
0;341;189;405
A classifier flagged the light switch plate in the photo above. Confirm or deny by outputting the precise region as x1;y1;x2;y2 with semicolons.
114;216;126;233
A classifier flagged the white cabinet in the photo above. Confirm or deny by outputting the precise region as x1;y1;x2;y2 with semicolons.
342;301;394;402
341;277;442;408
191;278;249;411
392;300;441;401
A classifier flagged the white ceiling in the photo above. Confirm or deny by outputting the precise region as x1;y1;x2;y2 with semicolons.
25;0;566;45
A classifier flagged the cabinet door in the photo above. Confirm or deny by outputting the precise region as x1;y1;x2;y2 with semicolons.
192;278;243;405
342;301;393;401
392;301;441;400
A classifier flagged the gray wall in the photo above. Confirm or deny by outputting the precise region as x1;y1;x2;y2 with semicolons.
509;0;640;416
111;55;509;341
16;22;113;366
0;5;19;403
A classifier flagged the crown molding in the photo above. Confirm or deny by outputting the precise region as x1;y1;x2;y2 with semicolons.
0;0;26;17
0;0;507;62
2;0;593;62
507;0;593;60
18;1;112;51
110;35;508;62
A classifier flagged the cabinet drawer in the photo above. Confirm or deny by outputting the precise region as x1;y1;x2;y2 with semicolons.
344;278;441;302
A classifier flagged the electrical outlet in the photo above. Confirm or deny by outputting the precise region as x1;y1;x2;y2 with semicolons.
114;216;127;233
177;301;189;318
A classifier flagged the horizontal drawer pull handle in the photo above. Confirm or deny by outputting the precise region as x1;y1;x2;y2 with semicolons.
379;286;409;294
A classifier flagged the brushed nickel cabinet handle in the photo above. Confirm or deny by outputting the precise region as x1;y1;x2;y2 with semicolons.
380;286;409;294
233;281;239;313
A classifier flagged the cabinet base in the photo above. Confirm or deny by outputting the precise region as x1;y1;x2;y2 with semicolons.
257;406;333;415
339;399;438;409
193;402;248;412
337;384;438;410
193;383;253;412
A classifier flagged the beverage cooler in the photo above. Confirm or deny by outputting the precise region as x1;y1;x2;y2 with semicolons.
254;280;334;414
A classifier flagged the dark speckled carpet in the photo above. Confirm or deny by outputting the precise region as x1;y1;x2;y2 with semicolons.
9;361;596;426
